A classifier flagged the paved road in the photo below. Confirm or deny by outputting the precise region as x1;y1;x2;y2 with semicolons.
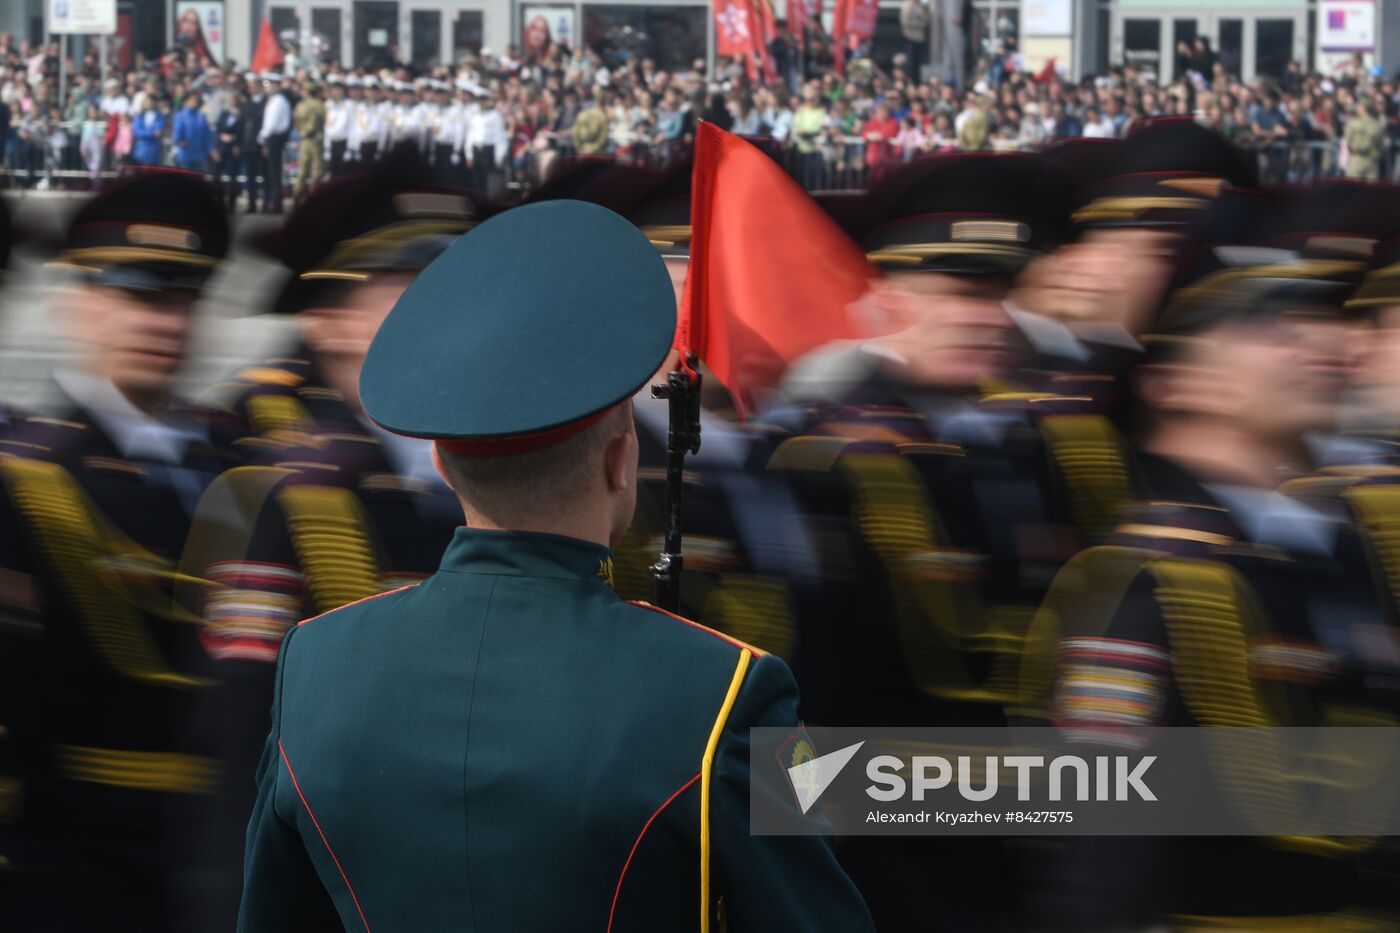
0;190;297;414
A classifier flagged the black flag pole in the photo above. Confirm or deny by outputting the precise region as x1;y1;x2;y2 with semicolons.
650;357;702;613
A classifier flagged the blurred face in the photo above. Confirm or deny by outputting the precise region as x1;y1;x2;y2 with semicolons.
1015;227;1179;337
872;272;1022;390
1351;307;1400;423
64;284;198;397
1149;314;1349;440
296;273;414;370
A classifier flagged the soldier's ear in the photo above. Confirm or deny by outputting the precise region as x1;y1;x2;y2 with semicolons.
602;403;636;493
430;442;455;491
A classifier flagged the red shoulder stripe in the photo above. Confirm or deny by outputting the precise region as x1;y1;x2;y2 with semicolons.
278;740;373;933
606;771;702;933
626;600;769;657
297;584;418;627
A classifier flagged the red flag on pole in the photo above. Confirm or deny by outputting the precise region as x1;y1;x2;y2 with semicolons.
754;0;779;85
714;0;756;58
787;0;808;48
250;17;285;74
1034;57;1057;84
678;123;877;415
846;0;879;42
831;0;852;74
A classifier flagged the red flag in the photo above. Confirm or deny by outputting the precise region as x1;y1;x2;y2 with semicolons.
1034;57;1057;84
833;0;877;73
250;17;284;74
678;123;877;415
714;0;756;58
831;0;851;73
787;0;807;47
755;0;779;85
846;0;879;42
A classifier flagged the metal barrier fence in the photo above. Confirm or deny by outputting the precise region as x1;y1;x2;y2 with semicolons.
2;123;1395;202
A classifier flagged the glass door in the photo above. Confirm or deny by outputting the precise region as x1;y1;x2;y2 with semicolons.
1172;17;1199;80
353;0;398;69
1253;18;1295;79
1123;18;1163;81
1216;17;1243;78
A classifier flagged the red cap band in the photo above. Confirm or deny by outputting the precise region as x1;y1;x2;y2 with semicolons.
433;404;616;458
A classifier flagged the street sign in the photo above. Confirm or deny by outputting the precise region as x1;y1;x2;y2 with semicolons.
49;0;117;35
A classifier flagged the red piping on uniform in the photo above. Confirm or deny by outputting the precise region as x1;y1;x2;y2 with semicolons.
434;404;616;457
297;583;418;627
278;740;373;933
627;600;768;657
607;771;702;933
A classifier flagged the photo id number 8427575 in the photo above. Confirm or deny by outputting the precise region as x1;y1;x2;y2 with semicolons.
1003;811;1073;823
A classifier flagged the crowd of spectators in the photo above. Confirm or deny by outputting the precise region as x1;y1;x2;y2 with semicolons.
0;19;1397;199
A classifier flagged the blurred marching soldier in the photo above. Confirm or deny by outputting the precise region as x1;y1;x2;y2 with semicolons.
292;82;326;202
214;86;246;212
242;73;268;213
1306;226;1400;628
526;158;808;666
1003;122;1259;551
0;196;19;432
185;154;483;925
257;72;293;214
1011;121;1256;432
235;198;875;933
0;173;241;931
768;153;1072;929
1028;186;1394;929
323;75;350;178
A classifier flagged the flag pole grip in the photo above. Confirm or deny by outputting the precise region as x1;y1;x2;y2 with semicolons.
650;361;702;612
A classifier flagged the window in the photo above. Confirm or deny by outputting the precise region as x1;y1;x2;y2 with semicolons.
1123;18;1162;79
453;10;484;63
1255;18;1294;79
411;9;442;67
1172;19;1197;80
269;6;299;57
1218;18;1242;78
353;1;398;69
970;2;1020;71
312;8;343;68
581;5;707;72
871;8;905;72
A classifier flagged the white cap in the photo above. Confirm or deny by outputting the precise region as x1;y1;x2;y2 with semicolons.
260;71;284;83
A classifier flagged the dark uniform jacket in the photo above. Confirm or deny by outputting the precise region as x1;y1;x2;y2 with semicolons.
0;383;244;931
238;527;874;932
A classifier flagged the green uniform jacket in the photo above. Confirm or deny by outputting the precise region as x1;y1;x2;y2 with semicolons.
295;98;327;145
239;527;872;932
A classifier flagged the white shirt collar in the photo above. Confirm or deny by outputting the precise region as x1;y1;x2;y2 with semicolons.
54;369;207;465
1204;482;1341;556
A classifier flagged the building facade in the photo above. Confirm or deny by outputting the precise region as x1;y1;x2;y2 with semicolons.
8;0;1400;84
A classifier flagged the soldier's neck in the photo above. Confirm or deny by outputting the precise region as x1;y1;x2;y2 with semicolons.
458;504;614;550
1145;421;1305;489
